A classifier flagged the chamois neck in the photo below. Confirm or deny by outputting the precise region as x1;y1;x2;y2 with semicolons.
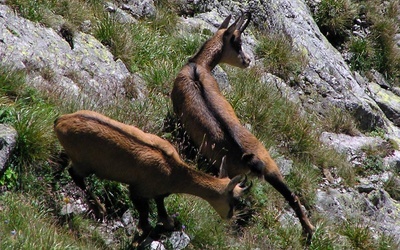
189;38;223;71
172;164;226;200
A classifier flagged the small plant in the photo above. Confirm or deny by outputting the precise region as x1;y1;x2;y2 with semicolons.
0;167;18;190
0;65;26;99
8;0;45;22
0;193;103;249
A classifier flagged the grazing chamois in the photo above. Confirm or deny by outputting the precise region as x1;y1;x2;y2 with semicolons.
54;110;251;241
171;13;315;239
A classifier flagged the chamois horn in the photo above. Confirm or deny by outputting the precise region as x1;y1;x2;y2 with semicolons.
239;12;251;33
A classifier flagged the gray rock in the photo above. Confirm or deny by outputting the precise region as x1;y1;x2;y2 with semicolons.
0;4;145;105
212;65;231;92
275;156;293;176
0;124;17;173
315;188;400;242
320;132;386;163
368;81;400;126
120;0;156;19
169;231;190;250
150;241;166;250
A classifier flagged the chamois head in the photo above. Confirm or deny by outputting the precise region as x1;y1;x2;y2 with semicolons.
213;157;252;219
218;12;251;68
189;12;252;70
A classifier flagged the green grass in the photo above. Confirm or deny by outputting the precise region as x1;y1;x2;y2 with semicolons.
255;33;307;81
0;192;103;249
313;0;400;84
321;106;360;136
348;37;375;73
314;0;355;45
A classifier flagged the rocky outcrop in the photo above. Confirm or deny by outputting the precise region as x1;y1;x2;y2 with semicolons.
0;124;17;173
0;4;145;104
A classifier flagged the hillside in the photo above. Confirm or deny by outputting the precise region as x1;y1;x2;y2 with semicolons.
1;0;400;249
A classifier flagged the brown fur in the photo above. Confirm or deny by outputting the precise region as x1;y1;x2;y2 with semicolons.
171;13;315;239
54;110;249;241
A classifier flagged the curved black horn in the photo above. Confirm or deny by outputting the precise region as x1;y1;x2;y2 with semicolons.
239;12;251;33
239;175;248;188
242;181;253;193
235;11;246;30
219;156;228;178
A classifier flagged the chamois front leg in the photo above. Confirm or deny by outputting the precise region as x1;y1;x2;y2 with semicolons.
68;167;106;220
129;187;152;242
264;172;315;241
154;195;175;231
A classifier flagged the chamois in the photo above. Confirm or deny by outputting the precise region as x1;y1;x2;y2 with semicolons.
171;13;315;238
54;110;250;241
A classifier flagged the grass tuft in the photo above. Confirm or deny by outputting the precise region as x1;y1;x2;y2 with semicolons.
314;0;355;45
255;33;307;81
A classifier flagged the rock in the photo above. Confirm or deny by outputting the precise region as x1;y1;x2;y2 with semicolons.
120;0;156;19
0;4;145;105
212;65;231;92
315;188;400;242
0;124;17;173
368;81;400;126
150;241;166;250
319;132;386;163
275;156;293;176
60;197;88;215
169;231;190;250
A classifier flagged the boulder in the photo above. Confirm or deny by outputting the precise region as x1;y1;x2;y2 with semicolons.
0;4;145;105
0;124;17;173
315;188;400;242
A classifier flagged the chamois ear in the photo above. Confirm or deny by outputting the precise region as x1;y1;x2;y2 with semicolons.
219;156;228;178
226;175;242;192
242;153;264;176
241;153;254;163
225;17;238;36
218;14;232;30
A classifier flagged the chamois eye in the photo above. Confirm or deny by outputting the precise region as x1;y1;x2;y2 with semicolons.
230;37;242;51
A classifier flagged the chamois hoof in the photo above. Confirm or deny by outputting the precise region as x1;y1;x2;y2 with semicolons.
158;216;176;231
87;199;106;221
302;226;315;245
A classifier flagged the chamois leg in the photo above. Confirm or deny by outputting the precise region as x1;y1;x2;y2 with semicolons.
154;196;175;230
68;167;106;220
264;172;315;241
129;189;152;239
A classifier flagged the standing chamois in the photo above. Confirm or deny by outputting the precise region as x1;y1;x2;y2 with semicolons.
171;13;315;239
54;110;250;242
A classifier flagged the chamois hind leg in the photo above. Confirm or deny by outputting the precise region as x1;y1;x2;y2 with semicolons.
68;166;106;220
264;171;315;242
154;195;175;231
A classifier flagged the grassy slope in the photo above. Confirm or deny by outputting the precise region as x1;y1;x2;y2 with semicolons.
0;0;399;249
